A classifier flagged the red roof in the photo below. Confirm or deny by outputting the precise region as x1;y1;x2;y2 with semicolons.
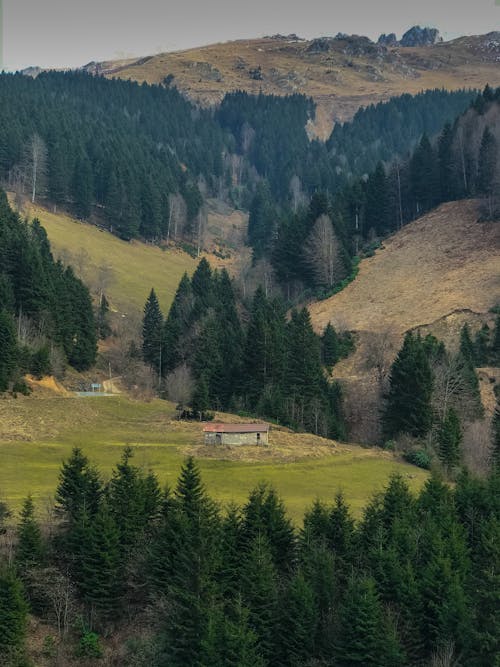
203;423;270;433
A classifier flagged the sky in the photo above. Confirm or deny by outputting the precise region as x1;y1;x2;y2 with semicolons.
2;0;499;71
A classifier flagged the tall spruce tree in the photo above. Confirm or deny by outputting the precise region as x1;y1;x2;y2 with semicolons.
382;332;434;439
142;288;163;372
437;408;462;472
491;402;500;474
15;495;44;569
0;309;17;392
0;567;28;659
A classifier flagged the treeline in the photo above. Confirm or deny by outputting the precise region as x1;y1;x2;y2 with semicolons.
0;71;226;240
218;88;475;206
0;191;96;391
142;258;352;438
251;86;500;298
1;452;499;665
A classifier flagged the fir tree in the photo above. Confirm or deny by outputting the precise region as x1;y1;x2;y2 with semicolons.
382;332;434;439
239;533;278;663
15;495;44;569
490;315;500;366
78;501;123;621
0;309;17;392
322;322;340;369
477;127;498;195
142;288;163;371
0;567;28;658
437;408;462;472
335;576;403;667
55;447;101;524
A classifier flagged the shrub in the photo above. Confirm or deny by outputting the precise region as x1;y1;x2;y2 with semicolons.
76;631;102;659
403;449;432;470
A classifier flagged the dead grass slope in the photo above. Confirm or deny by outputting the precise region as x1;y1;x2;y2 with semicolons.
309;200;500;336
98;34;500;138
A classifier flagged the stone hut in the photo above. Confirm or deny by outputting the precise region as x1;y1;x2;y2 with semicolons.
203;423;270;446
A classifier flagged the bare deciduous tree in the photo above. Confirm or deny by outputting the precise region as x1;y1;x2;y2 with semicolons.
305;215;345;289
22;133;48;203
364;331;398;389
166;363;194;407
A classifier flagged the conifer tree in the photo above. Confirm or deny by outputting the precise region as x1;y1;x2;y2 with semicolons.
73;154;94;219
273;571;316;666
142;288;163;371
457;324;483;417
55;448;101;525
158;458;220;666
200;600;265;667
474;323;490;366
78;501;123;621
491;402;500;474
15;495;44;569
322;322;340;369
191;373;210;418
0;309;17;392
382;332;433;438
0;567;28;658
191;257;213;315
239;533;278;663
437;408;462;472
335;576;403;667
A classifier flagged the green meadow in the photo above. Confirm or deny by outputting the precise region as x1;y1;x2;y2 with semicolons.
0;396;428;523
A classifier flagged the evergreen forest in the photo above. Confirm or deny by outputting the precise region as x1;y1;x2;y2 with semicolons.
1;453;499;666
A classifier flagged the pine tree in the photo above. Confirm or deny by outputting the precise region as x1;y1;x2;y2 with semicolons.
200;600;265;667
438;122;459;201
55;447;101;525
142;288;163;371
191;257;213;315
78;501;123;621
365;162;390;235
410;133;439;216
159;458;220;666
335;576;402;667
437;408;462;472
239;533;278;663
0;309;17;392
322;322;340;369
0;567;28;658
96;294;111;339
457;324;483;418
191;374;210;418
382;332;434;439
107;447;160;557
15;495;44;569
474;323;490;366
273;572;317;666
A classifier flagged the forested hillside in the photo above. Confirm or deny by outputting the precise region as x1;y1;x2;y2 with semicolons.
261;87;500;298
0;70;475;248
0;191;96;392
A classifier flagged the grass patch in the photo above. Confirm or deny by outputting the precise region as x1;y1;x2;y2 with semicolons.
0;396;428;523
27;204;197;315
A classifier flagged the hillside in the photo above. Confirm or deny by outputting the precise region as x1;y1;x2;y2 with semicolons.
309;200;500;335
0;394;427;522
25;201;249;317
308;199;500;443
96;32;500;138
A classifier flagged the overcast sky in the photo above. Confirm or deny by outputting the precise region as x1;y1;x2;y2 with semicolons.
2;0;499;71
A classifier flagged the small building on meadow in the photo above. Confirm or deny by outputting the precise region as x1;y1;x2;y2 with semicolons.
203;423;270;446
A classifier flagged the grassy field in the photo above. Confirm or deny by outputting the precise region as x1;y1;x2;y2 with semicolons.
0;395;428;524
26;204;197;315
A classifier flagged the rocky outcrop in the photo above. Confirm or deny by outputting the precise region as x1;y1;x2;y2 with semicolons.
377;26;443;48
377;33;398;47
400;26;442;47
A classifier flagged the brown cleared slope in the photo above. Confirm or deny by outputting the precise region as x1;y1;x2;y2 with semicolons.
96;34;500;138
309;200;500;335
